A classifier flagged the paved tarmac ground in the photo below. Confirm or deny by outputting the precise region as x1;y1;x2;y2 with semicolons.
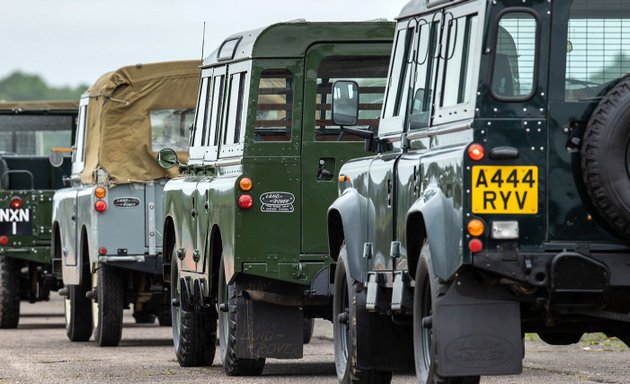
0;296;628;384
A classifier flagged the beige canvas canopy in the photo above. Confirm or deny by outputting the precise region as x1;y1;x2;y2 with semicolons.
80;60;200;185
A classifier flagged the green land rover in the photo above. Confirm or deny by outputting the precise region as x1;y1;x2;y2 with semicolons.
327;0;630;383
158;21;393;375
0;101;77;328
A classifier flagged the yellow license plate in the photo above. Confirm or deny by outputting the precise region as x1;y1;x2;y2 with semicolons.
471;166;538;214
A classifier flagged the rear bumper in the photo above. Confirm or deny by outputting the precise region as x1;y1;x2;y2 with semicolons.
0;245;51;264
472;250;630;304
97;253;161;275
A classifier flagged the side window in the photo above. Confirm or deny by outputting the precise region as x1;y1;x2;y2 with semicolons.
254;69;293;142
491;12;538;99
150;108;195;152
210;75;225;146
315;56;389;141
73;104;88;163
565;5;630;101
383;28;414;119
223;72;246;145
410;21;440;130
441;14;479;107
191;77;209;147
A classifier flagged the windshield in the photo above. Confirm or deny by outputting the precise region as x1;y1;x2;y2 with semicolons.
0;115;74;156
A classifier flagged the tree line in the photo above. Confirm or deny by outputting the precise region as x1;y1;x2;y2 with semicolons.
0;71;88;102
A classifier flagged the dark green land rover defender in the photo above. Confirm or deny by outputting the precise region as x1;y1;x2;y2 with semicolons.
0;101;77;328
158;21;393;375
327;1;630;383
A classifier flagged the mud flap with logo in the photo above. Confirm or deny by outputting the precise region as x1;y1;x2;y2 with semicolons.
235;294;303;359
435;279;523;377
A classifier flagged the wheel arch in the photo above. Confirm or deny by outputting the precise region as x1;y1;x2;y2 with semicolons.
327;188;370;283
406;187;462;281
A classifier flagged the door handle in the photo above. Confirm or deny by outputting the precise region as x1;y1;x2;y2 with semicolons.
316;158;335;181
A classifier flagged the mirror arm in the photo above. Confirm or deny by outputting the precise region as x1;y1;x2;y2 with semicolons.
340;126;374;140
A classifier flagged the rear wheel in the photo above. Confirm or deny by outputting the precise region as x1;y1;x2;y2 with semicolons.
92;265;124;347
218;257;265;376
64;263;93;342
303;317;315;344
334;246;392;384
413;240;480;384
0;255;20;329
171;250;217;367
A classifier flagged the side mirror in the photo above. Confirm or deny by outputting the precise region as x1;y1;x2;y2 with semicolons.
332;80;360;127
157;148;179;169
49;151;64;168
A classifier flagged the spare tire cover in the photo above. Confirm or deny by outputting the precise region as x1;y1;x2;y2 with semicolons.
582;76;630;238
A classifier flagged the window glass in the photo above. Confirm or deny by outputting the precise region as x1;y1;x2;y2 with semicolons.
565;1;630;101
314;56;389;141
223;72;246;145
442;14;478;106
384;28;413;118
233;73;246;144
0;117;73;156
191;78;208;147
255;69;293;142
73;105;87;162
410;21;440;130
150;108;195;152
211;75;225;146
491;12;537;99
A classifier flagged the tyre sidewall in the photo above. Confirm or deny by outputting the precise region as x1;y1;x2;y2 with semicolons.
414;242;438;384
171;249;183;352
0;255;20;328
333;254;352;382
93;265;123;346
582;78;630;236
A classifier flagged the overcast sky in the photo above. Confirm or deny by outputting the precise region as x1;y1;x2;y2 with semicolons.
0;0;408;87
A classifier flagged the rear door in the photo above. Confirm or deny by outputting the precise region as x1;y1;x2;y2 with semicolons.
301;43;392;255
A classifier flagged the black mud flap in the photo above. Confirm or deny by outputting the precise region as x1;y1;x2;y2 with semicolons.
436;278;523;377
235;294;303;359
356;287;415;371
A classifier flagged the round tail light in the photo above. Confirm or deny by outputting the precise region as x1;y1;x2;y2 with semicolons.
467;219;485;237
468;144;485;161
94;200;107;212
10;197;22;209
95;187;107;198
0;236;8;246
238;195;253;209
468;239;483;253
239;178;253;192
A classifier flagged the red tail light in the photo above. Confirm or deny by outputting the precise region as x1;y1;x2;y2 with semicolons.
468;238;483;253
94;200;107;212
99;247;107;255
10;197;22;209
0;236;8;246
238;195;253;209
468;144;485;161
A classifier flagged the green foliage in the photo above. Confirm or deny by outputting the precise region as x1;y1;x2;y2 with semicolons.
0;71;88;101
